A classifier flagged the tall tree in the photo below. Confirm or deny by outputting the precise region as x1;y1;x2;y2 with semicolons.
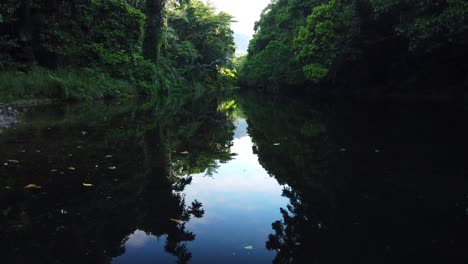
143;0;166;63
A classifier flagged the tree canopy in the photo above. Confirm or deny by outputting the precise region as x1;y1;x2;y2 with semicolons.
239;0;467;97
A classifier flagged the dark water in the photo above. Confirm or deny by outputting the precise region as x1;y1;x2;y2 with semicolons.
1;92;467;264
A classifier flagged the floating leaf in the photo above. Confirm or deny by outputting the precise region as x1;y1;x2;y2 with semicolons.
82;183;93;187
68;167;76;171
68;154;73;157
3;163;8;166
35;150;41;153
50;169;58;172
273;143;280;146
7;160;19;163
76;146;83;149
24;184;42;189
108;166;117;170
105;155;112;158
180;151;189;155
243;245;254;250
169;218;184;224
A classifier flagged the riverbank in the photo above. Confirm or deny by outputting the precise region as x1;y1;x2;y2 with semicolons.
0;67;148;102
0;103;19;128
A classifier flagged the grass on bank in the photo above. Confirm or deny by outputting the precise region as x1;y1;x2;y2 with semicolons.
0;66;145;102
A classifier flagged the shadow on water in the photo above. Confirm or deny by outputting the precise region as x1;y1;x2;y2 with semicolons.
239;91;468;264
1;89;468;264
0;92;237;264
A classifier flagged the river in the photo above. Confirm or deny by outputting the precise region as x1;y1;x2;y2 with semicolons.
1;91;467;264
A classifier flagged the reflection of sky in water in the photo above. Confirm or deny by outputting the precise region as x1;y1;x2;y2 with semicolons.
113;118;288;264
114;231;175;264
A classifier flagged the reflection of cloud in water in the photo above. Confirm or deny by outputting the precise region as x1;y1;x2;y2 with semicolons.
233;118;248;139
125;230;152;248
184;118;286;210
189;135;283;195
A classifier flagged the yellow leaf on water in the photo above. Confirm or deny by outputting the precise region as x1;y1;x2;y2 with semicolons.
24;184;42;189
244;245;254;250
169;218;184;224
82;183;93;187
68;167;76;171
108;166;117;170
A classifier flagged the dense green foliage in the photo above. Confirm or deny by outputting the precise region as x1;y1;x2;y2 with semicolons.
0;0;235;101
240;0;468;96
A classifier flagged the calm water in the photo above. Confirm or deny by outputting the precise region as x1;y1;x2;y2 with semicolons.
1;92;467;264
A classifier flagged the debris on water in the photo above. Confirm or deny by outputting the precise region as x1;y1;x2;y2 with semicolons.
169;218;184;224
35;150;41;153
340;148;347;152
3;163;8;166
375;149;380;153
81;131;88;136
68;167;76;171
24;184;42;189
108;166;117;170
19;150;26;153
95;165;99;168
273;143;280;146
82;183;93;187
50;169;58;172
180;151;189;155
76;146;83;149
244;245;254;250
68;154;73;157
7;160;19;163
105;155;112;158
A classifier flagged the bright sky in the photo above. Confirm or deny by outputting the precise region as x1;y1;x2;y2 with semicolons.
208;0;271;38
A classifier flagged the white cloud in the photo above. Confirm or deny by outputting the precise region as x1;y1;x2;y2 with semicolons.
125;230;153;248
207;0;271;38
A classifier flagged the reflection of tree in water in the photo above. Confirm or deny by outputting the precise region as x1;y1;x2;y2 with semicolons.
0;92;236;264
240;92;332;264
240;92;468;264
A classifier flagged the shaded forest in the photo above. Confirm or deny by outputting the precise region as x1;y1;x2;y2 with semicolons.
239;0;467;99
0;0;236;101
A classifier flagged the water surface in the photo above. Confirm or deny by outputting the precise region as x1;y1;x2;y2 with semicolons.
1;93;467;264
